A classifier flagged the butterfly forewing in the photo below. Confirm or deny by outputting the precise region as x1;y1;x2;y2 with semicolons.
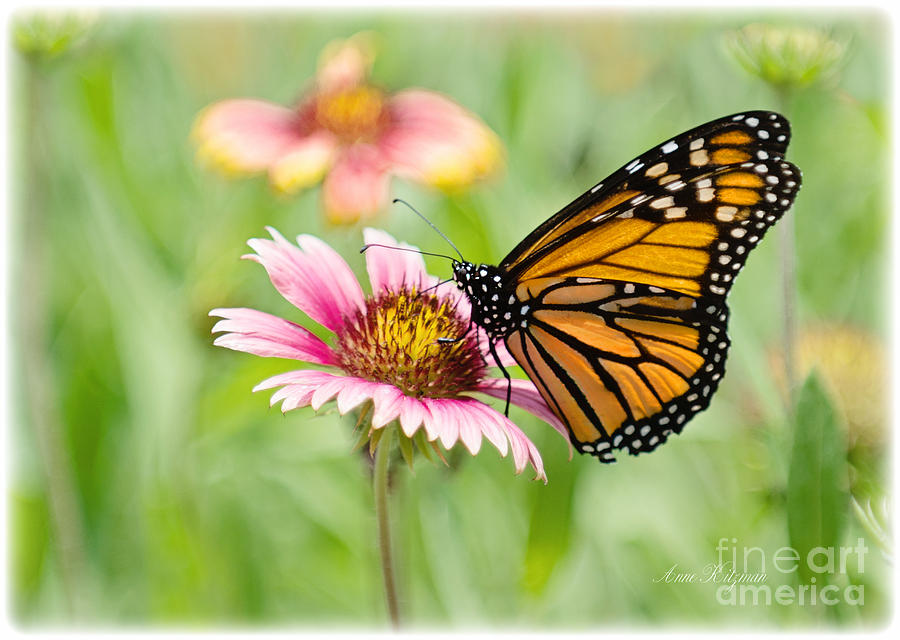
502;111;799;300
510;157;799;299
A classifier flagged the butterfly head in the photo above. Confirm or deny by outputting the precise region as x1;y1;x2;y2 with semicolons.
450;260;470;290
451;260;501;295
451;261;529;339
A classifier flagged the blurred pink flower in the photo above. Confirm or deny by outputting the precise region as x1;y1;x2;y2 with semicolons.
211;228;566;481
192;33;503;224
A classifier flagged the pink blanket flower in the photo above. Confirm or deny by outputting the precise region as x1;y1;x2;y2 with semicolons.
192;33;503;224
210;229;567;481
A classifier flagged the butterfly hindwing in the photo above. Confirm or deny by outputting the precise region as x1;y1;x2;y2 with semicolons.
504;279;730;462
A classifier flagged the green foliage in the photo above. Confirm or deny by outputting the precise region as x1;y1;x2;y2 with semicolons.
522;446;580;596
786;372;849;584
8;9;890;629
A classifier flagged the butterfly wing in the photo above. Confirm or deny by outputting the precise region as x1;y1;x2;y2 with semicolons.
502;111;800;299
498;111;801;460
504;280;729;461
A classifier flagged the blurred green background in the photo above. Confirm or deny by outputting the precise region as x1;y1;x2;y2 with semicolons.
8;8;891;629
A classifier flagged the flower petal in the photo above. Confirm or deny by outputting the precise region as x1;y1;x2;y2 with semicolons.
209;307;336;365
498;412;547;482
397;396;427;438
310;376;351;411
244;227;365;332
380;89;503;189
371;384;405;428
255;369;341;412
322;145;391;224
193;99;309;175
362;228;430;294
454;402;484;456
254;369;336;393
445;399;545;481
269;130;338;194
336;378;377;414
417;401;440;441
316;33;376;93
465;400;545;481
477;377;571;444
464;400;508;458
422;398;459;449
278;386;318;413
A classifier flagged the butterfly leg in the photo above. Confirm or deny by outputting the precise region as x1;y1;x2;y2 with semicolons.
437;316;473;345
472;325;490;368
487;339;512;416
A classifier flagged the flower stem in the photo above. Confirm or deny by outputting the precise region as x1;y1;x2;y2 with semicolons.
775;87;798;413
779;206;798;405
373;425;400;628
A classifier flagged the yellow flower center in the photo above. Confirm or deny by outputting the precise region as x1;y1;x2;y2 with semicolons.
315;85;387;142
334;289;486;397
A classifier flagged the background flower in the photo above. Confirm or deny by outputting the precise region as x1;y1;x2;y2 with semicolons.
12;9;97;60
769;325;886;451
724;23;848;91
192;33;503;223
211;228;565;481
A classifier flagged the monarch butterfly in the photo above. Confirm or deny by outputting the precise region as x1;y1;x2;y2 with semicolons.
448;111;801;463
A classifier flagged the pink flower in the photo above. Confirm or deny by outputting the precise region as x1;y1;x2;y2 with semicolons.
192;32;503;224
210;228;567;481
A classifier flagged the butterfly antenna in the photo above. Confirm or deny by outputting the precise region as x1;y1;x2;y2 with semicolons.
359;243;457;262
417;277;455;296
393;198;465;261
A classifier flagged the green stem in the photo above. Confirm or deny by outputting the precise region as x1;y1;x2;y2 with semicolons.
779;206;797;405
373;425;400;628
775;87;798;413
19;55;87;619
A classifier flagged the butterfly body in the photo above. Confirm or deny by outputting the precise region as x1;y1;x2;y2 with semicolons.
452;261;530;338
455;111;801;463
